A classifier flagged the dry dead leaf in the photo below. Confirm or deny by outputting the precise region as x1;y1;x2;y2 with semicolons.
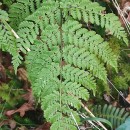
123;2;130;21
17;68;29;89
125;94;130;103
6;103;34;117
22;89;34;104
128;87;130;93
0;120;8;127
8;66;14;74
9;120;16;129
112;101;118;107
102;0;110;3
103;93;111;103
120;1;130;26
17;68;28;81
35;122;51;130
0;64;6;82
0;119;16;129
17;126;28;130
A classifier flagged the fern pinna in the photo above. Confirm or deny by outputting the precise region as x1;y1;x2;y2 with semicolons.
0;0;129;130
0;9;22;72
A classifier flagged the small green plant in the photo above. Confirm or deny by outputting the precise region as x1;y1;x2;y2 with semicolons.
0;8;22;72
116;117;130;130
0;0;129;130
92;104;130;129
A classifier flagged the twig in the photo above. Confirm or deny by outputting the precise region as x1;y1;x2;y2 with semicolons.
2;20;20;39
80;113;100;130
11;29;19;39
81;103;108;130
71;112;81;130
111;0;130;35
2;20;31;51
107;78;130;104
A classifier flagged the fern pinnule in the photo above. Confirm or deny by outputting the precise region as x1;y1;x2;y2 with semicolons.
0;9;9;21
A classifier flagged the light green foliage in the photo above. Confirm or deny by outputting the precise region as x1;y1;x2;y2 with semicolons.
61;0;128;45
113;63;130;90
107;37;130;90
92;104;130;129
0;84;11;103
112;58;130;90
0;83;23;106
0;9;22;72
1;0;129;130
2;0;15;7
0;9;9;21
0;83;35;129
0;83;22;122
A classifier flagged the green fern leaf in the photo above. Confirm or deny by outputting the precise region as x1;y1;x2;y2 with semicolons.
92;104;130;129
3;0;128;129
64;0;128;44
0;9;22;72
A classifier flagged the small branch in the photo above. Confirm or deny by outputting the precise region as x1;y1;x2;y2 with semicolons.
81;103;108;130
2;20;31;52
71;112;81;130
80;113;101;130
111;0;130;35
107;78;130;105
2;20;20;39
11;29;19;39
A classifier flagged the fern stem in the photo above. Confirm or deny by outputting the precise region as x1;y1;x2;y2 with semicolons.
107;78;130;105
80;113;101;130
2;20;19;39
71;112;81;130
111;0;130;35
81;103;108;130
11;29;19;39
59;1;63;121
2;20;30;52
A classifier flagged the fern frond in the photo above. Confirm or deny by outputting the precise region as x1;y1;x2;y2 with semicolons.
15;1;60;54
0;9;22;72
0;9;9;21
1;2;129;130
92;104;130;128
63;81;89;100
63;45;107;81
61;0;128;44
17;21;39;53
9;0;44;30
24;4;127;128
63;20;118;71
62;65;96;93
4;0;128;129
39;78;87;130
9;0;61;30
26;21;119;129
2;0;15;7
